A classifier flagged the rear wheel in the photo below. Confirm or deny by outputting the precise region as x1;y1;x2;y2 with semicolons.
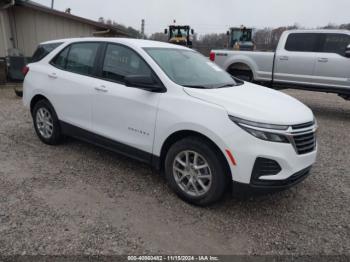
164;137;228;206
229;69;253;82
32;100;62;145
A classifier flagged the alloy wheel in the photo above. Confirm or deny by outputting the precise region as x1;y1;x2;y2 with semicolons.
36;107;54;139
172;150;212;197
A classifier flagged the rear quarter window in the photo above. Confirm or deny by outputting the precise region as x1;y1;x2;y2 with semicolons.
31;42;63;63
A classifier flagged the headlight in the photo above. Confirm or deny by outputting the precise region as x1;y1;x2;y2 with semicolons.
229;116;290;143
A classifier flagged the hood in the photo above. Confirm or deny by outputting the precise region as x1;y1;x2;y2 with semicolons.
184;82;314;125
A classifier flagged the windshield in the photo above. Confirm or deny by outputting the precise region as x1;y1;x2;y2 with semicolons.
170;28;189;38
144;48;237;88
231;30;252;44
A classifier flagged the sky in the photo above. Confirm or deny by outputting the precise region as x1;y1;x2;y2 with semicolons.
34;0;350;35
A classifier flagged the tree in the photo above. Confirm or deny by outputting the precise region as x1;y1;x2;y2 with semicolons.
149;32;168;42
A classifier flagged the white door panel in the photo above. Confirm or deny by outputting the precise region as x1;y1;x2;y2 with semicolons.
92;80;160;153
313;53;350;88
47;42;101;131
274;51;316;84
47;68;93;130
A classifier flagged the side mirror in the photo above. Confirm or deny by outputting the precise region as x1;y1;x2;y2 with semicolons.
164;29;168;35
124;75;165;93
191;29;194;35
345;44;350;58
226;31;230;36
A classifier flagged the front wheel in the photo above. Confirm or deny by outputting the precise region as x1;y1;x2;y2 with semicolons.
164;137;228;206
339;94;350;101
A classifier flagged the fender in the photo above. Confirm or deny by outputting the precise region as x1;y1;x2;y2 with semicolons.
223;54;258;80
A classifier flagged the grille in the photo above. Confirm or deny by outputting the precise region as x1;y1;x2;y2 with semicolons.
291;121;316;155
292;121;314;130
293;132;316;154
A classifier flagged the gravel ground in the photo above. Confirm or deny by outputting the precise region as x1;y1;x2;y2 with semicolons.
0;86;349;256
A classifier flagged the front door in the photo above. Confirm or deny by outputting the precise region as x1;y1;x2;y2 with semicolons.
274;33;318;86
92;43;161;155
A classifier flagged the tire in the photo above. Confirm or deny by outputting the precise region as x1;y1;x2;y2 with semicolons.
14;90;23;97
339;94;350;101
164;137;228;206
229;69;253;82
32;99;62;145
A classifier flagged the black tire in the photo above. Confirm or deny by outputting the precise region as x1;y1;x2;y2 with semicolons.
14;90;23;97
229;69;253;82
32;99;62;145
164;137;228;206
339;94;350;101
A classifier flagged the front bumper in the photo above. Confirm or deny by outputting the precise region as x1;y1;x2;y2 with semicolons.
222;123;317;185
232;165;312;195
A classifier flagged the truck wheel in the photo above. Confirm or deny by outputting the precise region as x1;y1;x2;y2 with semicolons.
164;137;228;206
32;99;62;145
230;69;253;82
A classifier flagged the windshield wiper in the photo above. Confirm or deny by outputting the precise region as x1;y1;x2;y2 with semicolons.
183;85;208;89
216;84;236;89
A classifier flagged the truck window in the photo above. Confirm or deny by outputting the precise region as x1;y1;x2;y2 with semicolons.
31;42;63;63
321;34;350;56
285;33;318;52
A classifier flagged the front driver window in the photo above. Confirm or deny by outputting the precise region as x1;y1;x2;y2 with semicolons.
102;44;152;83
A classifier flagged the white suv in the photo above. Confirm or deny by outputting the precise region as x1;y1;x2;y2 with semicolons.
23;38;317;205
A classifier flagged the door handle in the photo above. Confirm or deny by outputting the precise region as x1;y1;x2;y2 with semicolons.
318;58;329;63
94;86;108;93
279;56;289;61
48;73;58;79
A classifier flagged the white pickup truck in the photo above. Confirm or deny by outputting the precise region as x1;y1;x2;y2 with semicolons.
210;30;350;100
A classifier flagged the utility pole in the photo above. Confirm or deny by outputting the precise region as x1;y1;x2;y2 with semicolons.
141;19;145;39
51;0;54;9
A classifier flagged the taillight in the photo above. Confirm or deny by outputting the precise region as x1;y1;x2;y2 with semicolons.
209;52;215;62
22;66;29;76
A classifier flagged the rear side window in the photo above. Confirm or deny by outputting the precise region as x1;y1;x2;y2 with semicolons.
31;42;63;63
66;43;100;75
321;34;350;56
285;33;319;52
51;42;100;76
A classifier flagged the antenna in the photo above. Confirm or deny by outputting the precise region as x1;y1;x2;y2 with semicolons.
141;19;145;39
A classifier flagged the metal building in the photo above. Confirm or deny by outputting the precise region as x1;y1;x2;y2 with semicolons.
0;0;130;58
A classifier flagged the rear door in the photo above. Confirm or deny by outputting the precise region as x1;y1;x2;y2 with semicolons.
274;33;318;86
313;33;350;88
49;42;101;130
